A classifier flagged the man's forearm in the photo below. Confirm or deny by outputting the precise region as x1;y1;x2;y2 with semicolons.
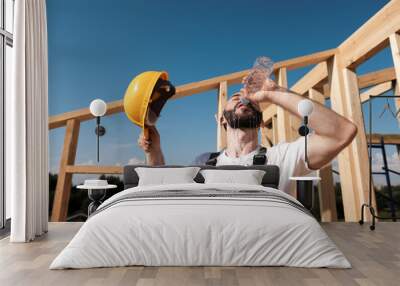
145;150;165;166
267;87;354;141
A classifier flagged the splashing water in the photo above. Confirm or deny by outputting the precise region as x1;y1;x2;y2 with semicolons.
243;56;274;95
240;97;250;106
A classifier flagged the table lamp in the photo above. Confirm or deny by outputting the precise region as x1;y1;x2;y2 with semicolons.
291;99;319;212
89;99;107;164
298;99;314;167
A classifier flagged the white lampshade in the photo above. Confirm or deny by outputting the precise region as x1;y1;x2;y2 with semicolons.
90;99;107;117
298;99;314;117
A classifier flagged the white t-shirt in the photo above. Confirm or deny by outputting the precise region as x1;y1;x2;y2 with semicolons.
214;136;314;196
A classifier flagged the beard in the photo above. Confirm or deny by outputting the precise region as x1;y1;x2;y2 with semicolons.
223;103;262;129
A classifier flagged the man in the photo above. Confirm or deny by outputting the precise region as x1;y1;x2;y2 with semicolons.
138;77;357;196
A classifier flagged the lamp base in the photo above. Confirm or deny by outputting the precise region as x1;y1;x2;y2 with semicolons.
298;125;310;136
95;125;106;136
88;189;107;216
296;180;313;210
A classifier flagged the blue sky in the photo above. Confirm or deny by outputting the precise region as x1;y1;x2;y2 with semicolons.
46;0;399;185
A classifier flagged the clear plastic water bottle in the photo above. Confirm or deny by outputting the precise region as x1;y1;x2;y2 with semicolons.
243;56;274;95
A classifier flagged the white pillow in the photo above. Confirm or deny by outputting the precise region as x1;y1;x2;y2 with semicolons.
200;169;266;185
135;167;201;186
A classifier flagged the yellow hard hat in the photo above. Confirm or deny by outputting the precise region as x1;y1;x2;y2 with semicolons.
123;71;169;127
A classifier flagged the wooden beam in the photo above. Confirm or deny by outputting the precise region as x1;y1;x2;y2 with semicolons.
272;116;278;145
173;50;334;99
359;81;393;102
49;100;123;130
263;63;335;142
49;67;396;131
288;114;302;142
261;103;274;147
276;68;297;197
345;66;377;221
276;68;291;143
65;165;123;174
291;62;329;95
395;81;400;128
338;1;400;68
266;126;274;147
308;88;325;103
273;49;336;71
327;56;369;222
262;67;396;123
286;108;302;143
287;61;324;142
49;49;337;129
260;127;267;147
217;81;228;151
336;55;378;221
309;88;338;222
390;32;400;128
285;61;328;142
263;103;302;144
48;67;397;131
358;67;396;89
262;104;277;124
51;119;80;222
368;133;400;145
173;49;336;100
318;165;338;222
172;70;249;100
319;67;396;98
291;65;396;102
322;82;331;98
260;127;273;148
344;39;389;69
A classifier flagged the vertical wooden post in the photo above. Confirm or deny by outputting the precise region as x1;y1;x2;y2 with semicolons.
261;126;273;148
217;81;228;151
308;88;325;104
395;81;400;128
344;67;376;221
390;33;400;85
309;88;338;222
261;105;277;146
275;68;291;143
275;68;298;196
389;33;400;127
289;114;302;142
272;116;279;145
51;119;80;222
323;83;330;98
328;56;375;222
319;165;338;222
260;127;268;147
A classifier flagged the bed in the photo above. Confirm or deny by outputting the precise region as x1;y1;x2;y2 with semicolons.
50;165;350;269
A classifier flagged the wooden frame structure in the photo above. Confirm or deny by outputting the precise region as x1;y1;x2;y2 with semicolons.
49;1;400;222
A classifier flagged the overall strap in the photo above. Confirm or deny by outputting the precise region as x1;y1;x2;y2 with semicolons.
253;147;267;165
205;152;220;166
206;147;267;166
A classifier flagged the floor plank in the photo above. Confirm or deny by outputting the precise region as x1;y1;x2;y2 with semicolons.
0;222;399;286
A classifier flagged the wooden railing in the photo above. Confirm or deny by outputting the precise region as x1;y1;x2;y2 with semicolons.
50;0;400;222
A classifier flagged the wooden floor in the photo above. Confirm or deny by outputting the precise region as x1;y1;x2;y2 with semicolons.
0;222;399;286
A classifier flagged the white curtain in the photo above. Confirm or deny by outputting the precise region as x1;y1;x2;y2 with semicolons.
8;0;49;242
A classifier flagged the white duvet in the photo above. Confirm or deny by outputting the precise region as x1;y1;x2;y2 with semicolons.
50;183;350;269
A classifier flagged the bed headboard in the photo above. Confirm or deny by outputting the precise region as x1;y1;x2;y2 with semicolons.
123;165;280;189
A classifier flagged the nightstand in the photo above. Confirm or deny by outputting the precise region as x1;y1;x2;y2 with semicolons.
77;180;117;216
290;176;321;211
